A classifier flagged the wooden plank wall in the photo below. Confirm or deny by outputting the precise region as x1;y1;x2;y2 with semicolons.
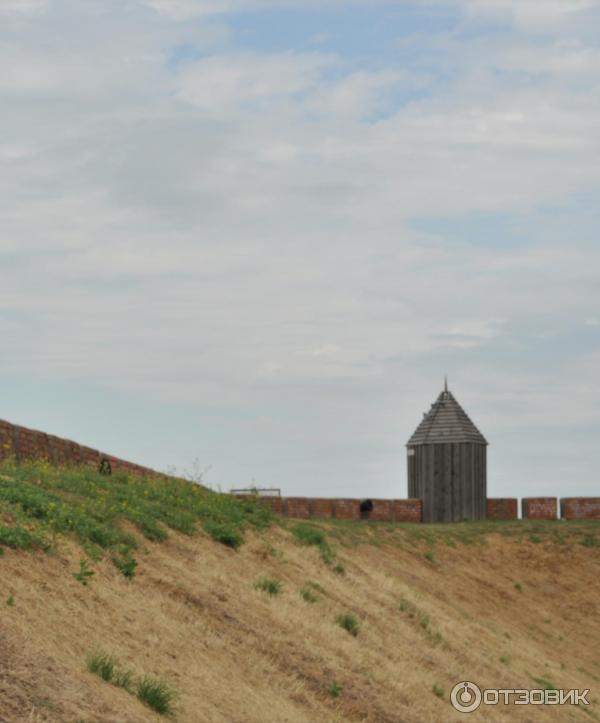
410;442;487;523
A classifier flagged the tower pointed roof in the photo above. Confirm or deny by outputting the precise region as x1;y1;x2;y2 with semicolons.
407;384;487;446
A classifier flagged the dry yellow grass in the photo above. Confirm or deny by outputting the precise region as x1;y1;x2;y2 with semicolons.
1;520;599;722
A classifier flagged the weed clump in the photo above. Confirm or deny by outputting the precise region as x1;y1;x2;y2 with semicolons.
328;681;343;697
137;676;177;715
86;651;117;682
86;651;174;713
432;683;444;698
255;578;282;596
300;586;318;603
336;612;360;637
73;559;94;586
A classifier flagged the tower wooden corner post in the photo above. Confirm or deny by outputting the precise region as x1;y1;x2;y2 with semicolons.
406;382;488;523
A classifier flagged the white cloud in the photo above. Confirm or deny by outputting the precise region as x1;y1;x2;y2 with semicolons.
460;0;599;30
1;0;600;494
176;51;336;111
0;0;46;15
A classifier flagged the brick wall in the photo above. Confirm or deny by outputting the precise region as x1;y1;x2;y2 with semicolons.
0;417;160;478
560;498;600;520
522;497;558;520
487;498;518;520
392;499;422;522
333;499;361;520
310;498;334;518
366;499;392;521
284;497;311;519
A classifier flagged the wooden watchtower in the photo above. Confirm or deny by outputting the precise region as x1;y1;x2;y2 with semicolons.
407;380;488;523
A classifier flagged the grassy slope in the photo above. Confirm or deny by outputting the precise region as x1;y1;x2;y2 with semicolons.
0;462;599;723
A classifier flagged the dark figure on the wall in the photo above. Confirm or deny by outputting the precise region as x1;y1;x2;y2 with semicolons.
99;457;112;476
360;499;373;519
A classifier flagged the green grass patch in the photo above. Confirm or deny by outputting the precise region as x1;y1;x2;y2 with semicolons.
73;559;94;586
531;676;556;691
327;681;342;698
432;683;445;698
255;578;282;596
336;612;360;637
580;534;600;548
137;676;177;715
290;522;338;567
86;651;174;712
300;586;318;603
0;459;272;577
86;651;117;682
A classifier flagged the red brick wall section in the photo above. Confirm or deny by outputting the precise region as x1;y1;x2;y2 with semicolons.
333;499;360;520
522;497;558;520
392;499;422;522
561;498;600;520
368;499;394;521
310;498;334;518
0;417;163;478
284;497;311;519
487;498;518;520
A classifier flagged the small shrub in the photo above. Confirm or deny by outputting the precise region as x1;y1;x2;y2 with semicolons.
514;582;522;593
580;534;600;548
424;550;435;563
73;559;94;586
529;534;542;544
300;586;318;603
432;683;444;698
137;676;177;715
333;562;345;575
6;595;14;606
336;612;359;637
255;578;282;596
86;651;116;682
328;681;342;698
500;656;510;665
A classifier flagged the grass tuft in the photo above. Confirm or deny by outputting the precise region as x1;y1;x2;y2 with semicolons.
86;651;117;682
73;559;94;586
432;683;445;698
328;681;343;697
255;578;282;596
336;612;360;637
136;676;177;715
300;586;318;603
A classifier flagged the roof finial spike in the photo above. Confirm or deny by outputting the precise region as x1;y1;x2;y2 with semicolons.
444;375;448;393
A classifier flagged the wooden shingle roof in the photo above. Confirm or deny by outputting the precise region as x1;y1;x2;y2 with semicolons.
407;385;487;446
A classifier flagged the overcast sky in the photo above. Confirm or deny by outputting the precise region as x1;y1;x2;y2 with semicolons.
1;0;599;499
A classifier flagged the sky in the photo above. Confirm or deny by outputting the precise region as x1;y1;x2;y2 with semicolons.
1;0;599;499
